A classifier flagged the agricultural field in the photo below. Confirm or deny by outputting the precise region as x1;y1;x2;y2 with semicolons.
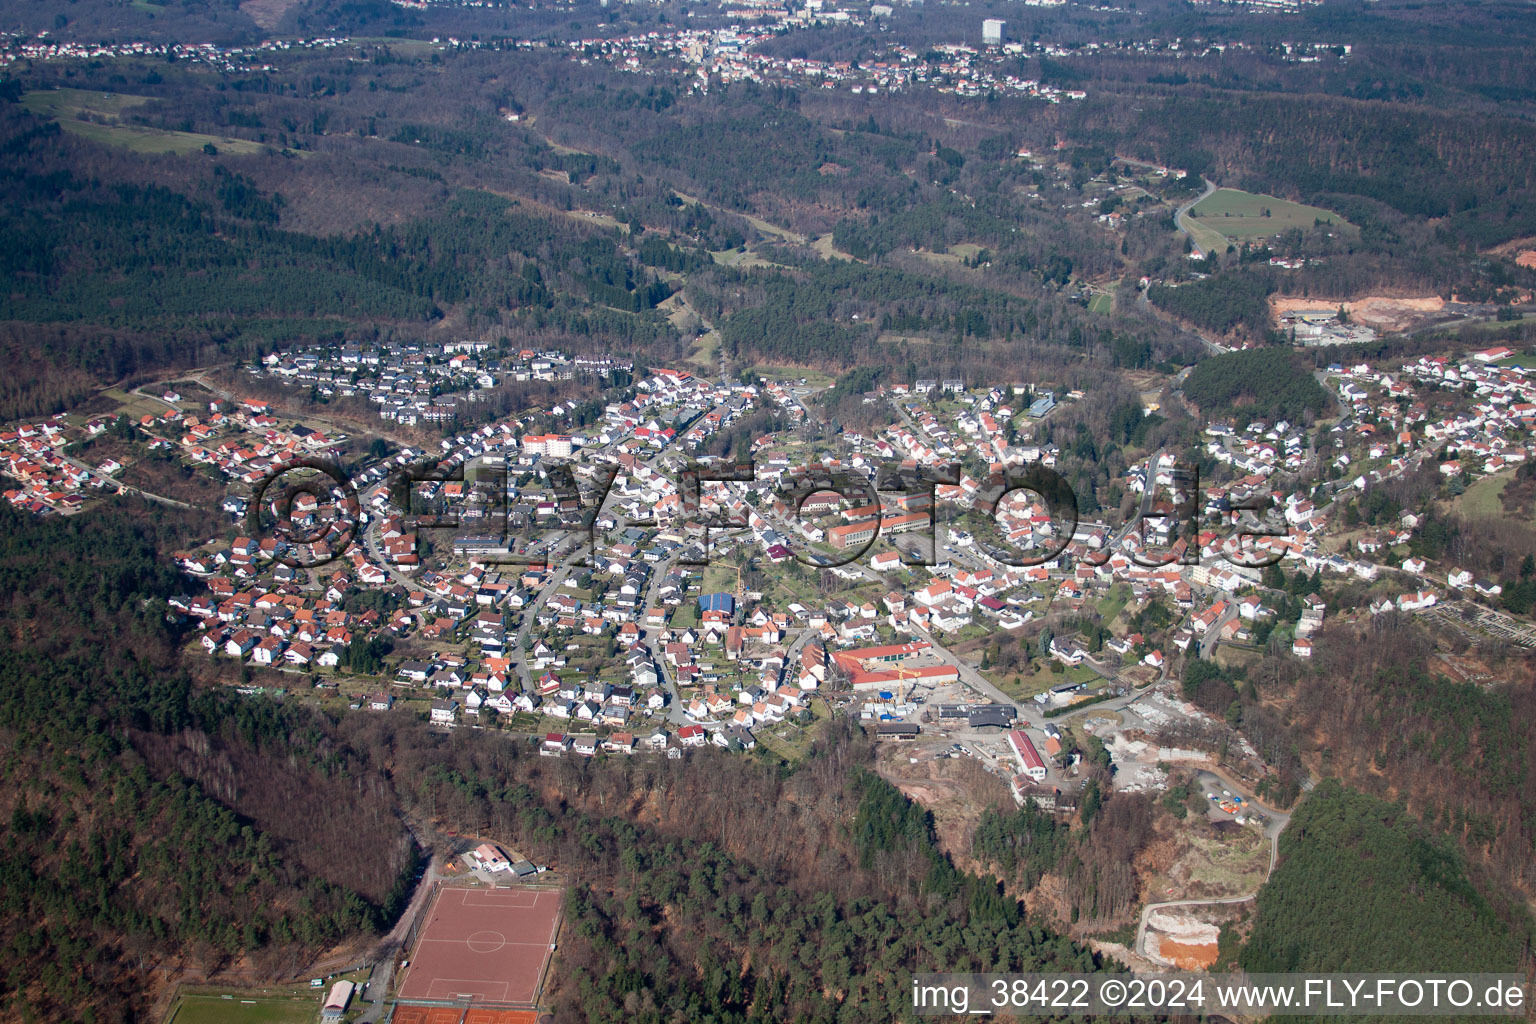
1186;188;1350;248
22;88;270;156
1088;293;1115;314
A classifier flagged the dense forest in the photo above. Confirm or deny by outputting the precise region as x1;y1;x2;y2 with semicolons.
1176;613;1536;947
376;713;1150;1022
1148;271;1276;340
0;501;406;1022
1242;780;1527;975
971;791;1154;927
1182;347;1332;423
7;0;1536;406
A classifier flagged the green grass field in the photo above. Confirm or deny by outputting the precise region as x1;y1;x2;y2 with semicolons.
752;365;834;388
1455;471;1512;519
686;329;720;371
1186;187;1349;248
101;387;172;420
1181;216;1230;258
701;564;738;595
1097;583;1131;623
1088;294;1114;314
23;89;269;156
167;994;318;1024
350;36;442;57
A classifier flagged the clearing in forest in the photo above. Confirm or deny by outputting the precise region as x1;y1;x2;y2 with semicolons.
22;89;268;156
1188;188;1349;247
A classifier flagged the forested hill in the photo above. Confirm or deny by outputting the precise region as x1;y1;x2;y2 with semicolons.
1182;347;1332;423
0;502;406;1022
1241;780;1529;976
0;106;685;419
1064;91;1536;250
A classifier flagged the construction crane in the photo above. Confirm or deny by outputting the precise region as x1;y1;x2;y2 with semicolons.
888;662;928;707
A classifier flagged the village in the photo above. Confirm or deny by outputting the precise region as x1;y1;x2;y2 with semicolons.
0;0;1349;110
563;6;1344;101
7;333;1536;829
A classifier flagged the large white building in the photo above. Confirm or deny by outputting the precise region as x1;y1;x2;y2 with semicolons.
1008;729;1047;782
982;18;1005;45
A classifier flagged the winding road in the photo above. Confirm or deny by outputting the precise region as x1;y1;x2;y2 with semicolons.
1173;177;1218;253
1133;767;1294;962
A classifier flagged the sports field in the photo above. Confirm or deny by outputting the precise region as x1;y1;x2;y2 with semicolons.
1187;188;1349;247
167;993;316;1024
396;885;562;1006
391;1007;539;1024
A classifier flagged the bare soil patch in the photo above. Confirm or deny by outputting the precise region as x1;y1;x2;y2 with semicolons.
875;744;1013;872
1270;294;1445;332
239;0;300;28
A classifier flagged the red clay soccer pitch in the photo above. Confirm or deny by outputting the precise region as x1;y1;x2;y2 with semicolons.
395;886;562;1006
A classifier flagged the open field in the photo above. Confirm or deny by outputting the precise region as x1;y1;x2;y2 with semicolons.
710;247;773;269
1436;315;1533;337
1497;349;1536;368
756;711;828;762
687;329;720;371
811;233;858;261
701;564;738;595
239;0;303;30
350;36;442;57
1455;470;1514;519
23;89;270;155
100;387;174;420
165;994;324;1024
22;88;151;119
751;365;835;388
1088;293;1115;314
1182;215;1230;259
1097;583;1131;622
1188;188;1349;248
904;242;984;269
993;661;1099;701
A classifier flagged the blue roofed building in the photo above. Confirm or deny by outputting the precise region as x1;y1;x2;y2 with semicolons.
698;592;735;615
